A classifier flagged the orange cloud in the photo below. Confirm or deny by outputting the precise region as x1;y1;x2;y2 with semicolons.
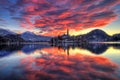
11;0;120;36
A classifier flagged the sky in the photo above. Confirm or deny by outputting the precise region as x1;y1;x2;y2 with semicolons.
0;0;120;36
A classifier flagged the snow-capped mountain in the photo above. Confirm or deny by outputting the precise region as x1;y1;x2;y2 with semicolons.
0;28;16;36
21;31;51;41
0;28;24;43
0;28;51;42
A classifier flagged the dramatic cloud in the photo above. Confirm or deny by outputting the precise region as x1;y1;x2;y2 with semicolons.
1;0;120;36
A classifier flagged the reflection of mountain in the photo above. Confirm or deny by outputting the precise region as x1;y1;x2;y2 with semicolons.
1;43;120;57
22;44;51;53
0;44;51;57
52;43;120;54
0;44;23;57
79;43;108;54
112;44;120;49
0;28;120;56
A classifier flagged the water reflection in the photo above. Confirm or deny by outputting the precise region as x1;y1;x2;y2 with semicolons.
0;44;51;57
0;43;120;57
0;43;120;80
21;54;118;80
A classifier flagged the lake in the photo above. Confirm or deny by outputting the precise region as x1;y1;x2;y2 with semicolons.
0;43;120;80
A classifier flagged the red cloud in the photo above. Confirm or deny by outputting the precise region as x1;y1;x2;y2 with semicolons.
14;0;120;36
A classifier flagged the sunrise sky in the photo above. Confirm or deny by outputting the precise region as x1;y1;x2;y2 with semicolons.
0;0;120;36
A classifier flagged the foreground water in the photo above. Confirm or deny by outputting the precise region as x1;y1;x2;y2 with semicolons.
0;43;120;80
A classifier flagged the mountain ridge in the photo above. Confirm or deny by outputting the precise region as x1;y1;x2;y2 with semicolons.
51;29;120;43
21;31;52;41
0;28;52;42
81;29;111;42
0;28;120;43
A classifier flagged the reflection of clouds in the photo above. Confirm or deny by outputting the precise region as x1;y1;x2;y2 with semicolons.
20;50;119;80
42;47;67;55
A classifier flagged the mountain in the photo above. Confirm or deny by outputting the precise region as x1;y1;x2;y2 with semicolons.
0;28;16;36
0;28;120;43
5;34;24;42
0;28;52;42
0;28;25;43
111;34;120;41
51;29;111;43
82;29;110;42
0;34;24;43
21;31;51;42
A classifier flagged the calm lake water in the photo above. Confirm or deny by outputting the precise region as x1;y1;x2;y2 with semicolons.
0;43;120;80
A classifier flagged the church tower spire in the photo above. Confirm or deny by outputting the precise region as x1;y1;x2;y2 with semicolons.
67;28;69;36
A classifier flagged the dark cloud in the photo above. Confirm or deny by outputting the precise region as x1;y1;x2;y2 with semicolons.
0;0;120;36
91;11;117;20
46;9;68;16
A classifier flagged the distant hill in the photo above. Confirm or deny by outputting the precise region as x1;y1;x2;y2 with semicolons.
0;28;16;36
82;29;111;42
0;28;52;43
0;28;120;43
0;28;24;43
51;29;120;43
0;34;24;43
111;34;120;41
21;31;52;42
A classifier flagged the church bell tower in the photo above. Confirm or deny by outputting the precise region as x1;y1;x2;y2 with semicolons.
67;28;69;36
